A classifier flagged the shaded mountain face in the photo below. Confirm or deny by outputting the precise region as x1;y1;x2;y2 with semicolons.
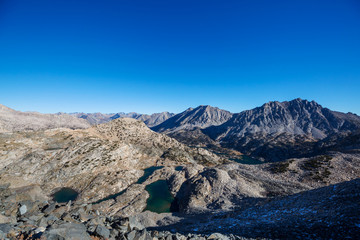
206;99;360;141
151;105;233;133
315;130;360;154
0;104;90;133
203;99;360;161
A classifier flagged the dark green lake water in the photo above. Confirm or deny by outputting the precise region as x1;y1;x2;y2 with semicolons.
137;166;164;184
175;166;183;171
231;155;263;165
52;188;78;203
144;180;175;213
94;166;164;204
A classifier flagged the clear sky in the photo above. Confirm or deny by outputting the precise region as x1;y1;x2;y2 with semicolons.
0;0;359;114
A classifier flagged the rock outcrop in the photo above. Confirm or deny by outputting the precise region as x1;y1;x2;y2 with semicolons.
152;178;360;239
1;177;359;240
164;152;360;213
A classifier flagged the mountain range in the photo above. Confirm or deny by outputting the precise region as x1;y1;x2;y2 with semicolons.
1;99;360;238
153;99;360;161
1;98;360;162
70;111;175;127
0;104;90;132
202;99;360;161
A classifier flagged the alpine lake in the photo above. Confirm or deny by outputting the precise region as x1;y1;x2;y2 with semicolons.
52;156;261;212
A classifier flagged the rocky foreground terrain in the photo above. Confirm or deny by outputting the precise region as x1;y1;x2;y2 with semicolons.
2;177;358;240
0;157;359;239
1;99;360;239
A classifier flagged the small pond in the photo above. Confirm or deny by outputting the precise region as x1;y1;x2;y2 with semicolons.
144;180;175;213
52;187;78;203
175;166;183;171
137;166;164;184
231;155;263;165
94;166;164;204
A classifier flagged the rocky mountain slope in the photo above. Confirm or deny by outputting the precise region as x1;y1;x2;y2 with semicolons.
201;99;360;161
152;105;232;133
205;98;360;140
169;152;360;213
142;112;175;127
146;99;360;162
0;104;90;133
0;118;223;212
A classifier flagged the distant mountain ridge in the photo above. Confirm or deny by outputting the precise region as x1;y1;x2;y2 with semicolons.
69;112;115;125
0;104;90;133
205;98;360;141
2;99;360;162
0;105;174;132
147;99;360;161
71;111;175;127
201;99;360;161
151;105;233;133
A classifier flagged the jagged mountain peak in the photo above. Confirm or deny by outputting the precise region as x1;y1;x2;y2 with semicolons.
196;104;212;109
193;105;223;112
285;98;323;108
209;98;360;140
260;98;321;109
202;99;360;161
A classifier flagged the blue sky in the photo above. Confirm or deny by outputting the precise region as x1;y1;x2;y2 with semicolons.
0;0;359;114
